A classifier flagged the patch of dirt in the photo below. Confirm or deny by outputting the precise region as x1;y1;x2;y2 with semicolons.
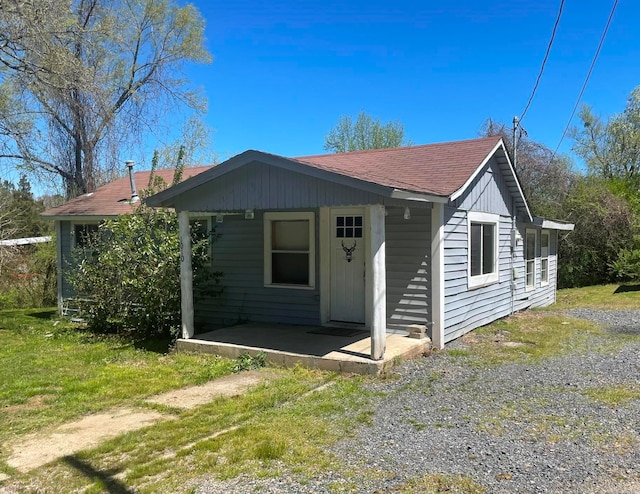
146;370;270;410
2;395;54;413
500;341;526;348
4;408;170;473
2;371;273;478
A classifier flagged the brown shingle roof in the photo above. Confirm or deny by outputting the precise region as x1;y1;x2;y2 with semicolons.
292;136;503;196
42;166;212;217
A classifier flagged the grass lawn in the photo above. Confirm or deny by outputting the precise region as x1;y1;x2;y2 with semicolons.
0;284;639;493
553;283;640;310
0;309;369;492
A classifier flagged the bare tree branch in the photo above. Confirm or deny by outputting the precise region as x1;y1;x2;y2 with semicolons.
0;0;211;197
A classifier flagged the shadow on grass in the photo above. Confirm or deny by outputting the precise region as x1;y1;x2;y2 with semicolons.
133;336;173;354
62;456;135;494
26;309;58;320
614;284;640;294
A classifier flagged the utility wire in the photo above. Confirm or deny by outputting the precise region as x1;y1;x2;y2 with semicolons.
551;0;619;160
519;0;565;122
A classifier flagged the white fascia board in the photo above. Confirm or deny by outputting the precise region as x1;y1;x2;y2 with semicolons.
449;139;503;201
497;142;533;222
390;189;449;203
533;217;575;231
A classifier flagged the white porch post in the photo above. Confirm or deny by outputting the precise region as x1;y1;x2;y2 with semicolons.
431;203;445;349
369;204;386;360
178;210;194;339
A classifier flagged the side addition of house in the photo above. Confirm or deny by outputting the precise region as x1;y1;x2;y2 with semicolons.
41;166;212;314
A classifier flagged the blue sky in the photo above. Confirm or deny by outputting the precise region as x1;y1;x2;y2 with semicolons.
2;0;637;190
189;0;638;165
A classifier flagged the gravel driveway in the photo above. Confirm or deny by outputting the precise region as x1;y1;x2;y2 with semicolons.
198;309;640;493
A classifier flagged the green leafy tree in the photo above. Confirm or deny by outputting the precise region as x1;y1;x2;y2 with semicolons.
557;177;636;287
0;0;211;197
480;118;576;218
8;175;50;236
324;111;409;153
0;177;56;307
571;86;640;185
566;87;640;284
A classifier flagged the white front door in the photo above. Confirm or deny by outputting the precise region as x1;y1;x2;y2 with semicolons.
330;208;366;323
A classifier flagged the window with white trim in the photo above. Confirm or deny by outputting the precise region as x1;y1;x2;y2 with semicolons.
468;212;500;288
540;230;550;285
525;229;537;290
264;212;315;288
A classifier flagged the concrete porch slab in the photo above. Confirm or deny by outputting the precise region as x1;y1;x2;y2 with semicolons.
176;323;431;374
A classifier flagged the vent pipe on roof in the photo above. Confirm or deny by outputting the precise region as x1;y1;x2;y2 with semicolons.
125;160;139;203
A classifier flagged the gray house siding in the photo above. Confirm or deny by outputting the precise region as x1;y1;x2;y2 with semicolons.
443;208;515;342
443;156;517;342
195;210;321;332
172;161;414;212
385;206;432;332
513;226;558;311
452;157;512;216
59;221;74;299
441;156;560;343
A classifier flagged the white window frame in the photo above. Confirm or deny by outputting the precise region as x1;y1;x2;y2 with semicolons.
540;230;550;286
264;212;315;289
525;228;537;291
467;212;500;289
71;221;100;248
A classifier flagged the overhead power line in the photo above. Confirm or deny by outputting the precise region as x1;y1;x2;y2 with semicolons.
551;0;619;159
519;0;565;122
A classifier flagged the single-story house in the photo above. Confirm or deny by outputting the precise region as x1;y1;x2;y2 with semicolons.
145;136;574;359
42;165;212;312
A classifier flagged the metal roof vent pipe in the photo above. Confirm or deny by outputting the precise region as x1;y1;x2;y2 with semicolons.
125;160;139;203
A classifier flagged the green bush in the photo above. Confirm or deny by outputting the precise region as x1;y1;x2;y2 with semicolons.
557;177;637;287
69;203;221;339
0;240;57;309
611;247;640;281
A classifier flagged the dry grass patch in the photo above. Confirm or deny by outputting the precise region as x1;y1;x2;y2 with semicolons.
453;311;602;366
390;473;486;493
581;385;640;407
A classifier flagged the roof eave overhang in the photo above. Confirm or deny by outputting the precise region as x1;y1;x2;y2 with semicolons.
145;150;446;208
390;189;448;203
533;217;575;231
41;214;119;221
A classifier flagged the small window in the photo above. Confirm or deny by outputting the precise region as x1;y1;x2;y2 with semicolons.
73;223;99;248
540;230;550;285
336;215;363;238
526;229;537;290
264;212;315;289
468;212;500;288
